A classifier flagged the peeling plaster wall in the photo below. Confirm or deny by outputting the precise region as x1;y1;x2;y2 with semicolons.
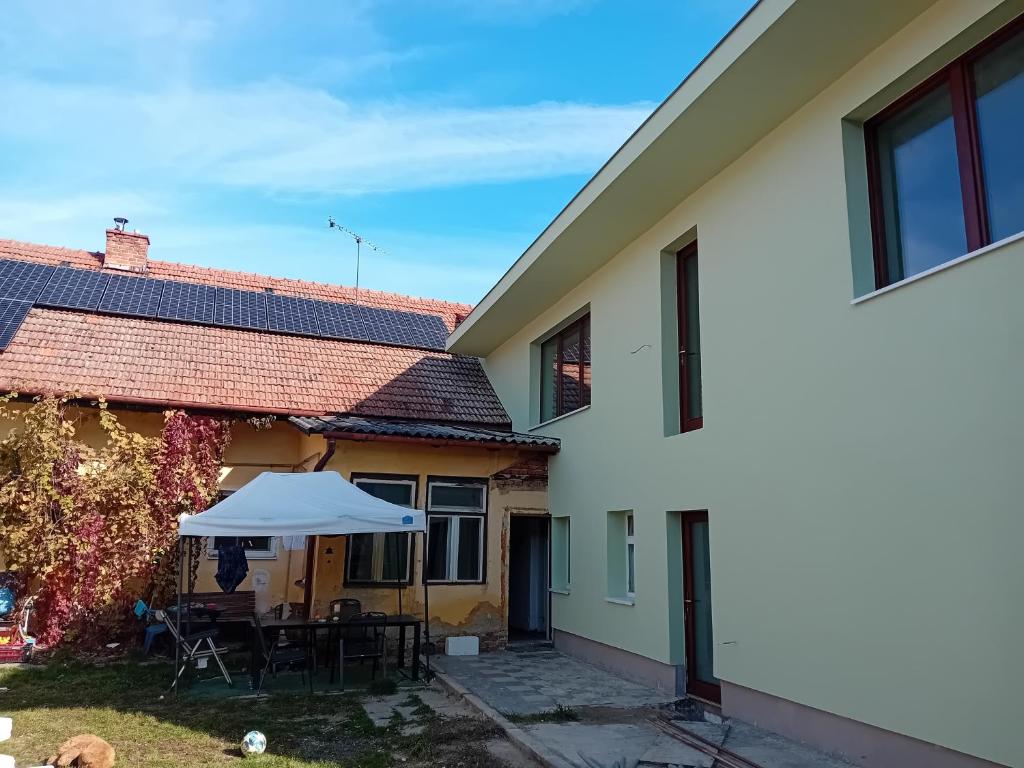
306;438;550;649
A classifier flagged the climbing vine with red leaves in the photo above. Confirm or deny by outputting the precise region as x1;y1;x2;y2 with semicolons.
0;396;231;647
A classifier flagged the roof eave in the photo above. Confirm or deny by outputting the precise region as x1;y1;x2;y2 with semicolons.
447;0;937;357
319;430;560;454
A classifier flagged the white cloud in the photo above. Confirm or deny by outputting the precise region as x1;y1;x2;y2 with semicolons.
0;193;165;245
1;77;652;196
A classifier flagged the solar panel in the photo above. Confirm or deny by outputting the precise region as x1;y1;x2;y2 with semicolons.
98;274;166;318
313;300;366;341
0;259;56;302
158;281;218;324
358;304;449;349
314;300;448;349
214;288;267;330
36;267;111;310
0;298;33;350
266;294;320;336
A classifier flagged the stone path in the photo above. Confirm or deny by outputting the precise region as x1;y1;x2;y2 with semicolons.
362;688;541;766
430;647;677;715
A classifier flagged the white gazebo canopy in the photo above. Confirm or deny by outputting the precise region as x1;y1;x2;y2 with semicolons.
178;471;426;538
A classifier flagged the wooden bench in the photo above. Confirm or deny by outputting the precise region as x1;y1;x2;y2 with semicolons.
186;591;256;623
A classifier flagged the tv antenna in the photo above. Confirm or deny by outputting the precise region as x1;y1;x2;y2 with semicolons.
327;217;387;300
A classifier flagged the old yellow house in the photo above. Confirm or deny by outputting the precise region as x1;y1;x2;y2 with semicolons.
0;224;559;648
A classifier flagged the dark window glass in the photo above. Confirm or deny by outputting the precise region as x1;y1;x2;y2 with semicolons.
677;246;703;431
213;536;273;553
560;324;582;413
430;483;484;511
381;532;409;581
456;517;482;581
355;479;414;507
875;83;967;282
539;315;590;421
540;335;558;422
426;517;450;581
974;28;1024;241
347;534;374;581
348;478;414;582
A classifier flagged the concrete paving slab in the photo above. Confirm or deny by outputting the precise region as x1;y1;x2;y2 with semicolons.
431;649;676;716
722;721;854;768
524;723;712;768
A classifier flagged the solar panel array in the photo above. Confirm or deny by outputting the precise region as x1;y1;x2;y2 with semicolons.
0;257;451;352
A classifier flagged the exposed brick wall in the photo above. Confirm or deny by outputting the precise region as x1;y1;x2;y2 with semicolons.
103;229;149;272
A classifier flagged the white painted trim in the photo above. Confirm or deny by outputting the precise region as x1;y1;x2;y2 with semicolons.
606;596;636;606
530;405;590;432
549;588;571;596
852;231;1024;305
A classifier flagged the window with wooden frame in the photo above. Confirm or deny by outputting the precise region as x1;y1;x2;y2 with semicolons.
424;478;487;584
866;17;1024;288
540;314;591;422
677;243;703;432
346;475;416;585
625;513;636;600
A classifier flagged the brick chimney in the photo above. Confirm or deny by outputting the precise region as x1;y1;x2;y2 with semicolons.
103;218;149;273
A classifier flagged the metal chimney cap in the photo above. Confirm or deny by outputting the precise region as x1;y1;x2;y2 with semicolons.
113;217;129;231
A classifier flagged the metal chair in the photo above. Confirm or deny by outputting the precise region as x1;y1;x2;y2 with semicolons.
329;598;361;619
332;611;387;689
157;609;232;690
253;612;309;696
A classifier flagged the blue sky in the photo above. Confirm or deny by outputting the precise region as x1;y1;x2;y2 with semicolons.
0;1;752;304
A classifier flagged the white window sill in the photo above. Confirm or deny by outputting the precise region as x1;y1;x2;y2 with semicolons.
606;596;635;606
550;587;571;596
530;405;590;431
852;230;1024;306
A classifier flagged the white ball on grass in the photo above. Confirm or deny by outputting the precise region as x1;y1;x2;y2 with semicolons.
240;730;267;757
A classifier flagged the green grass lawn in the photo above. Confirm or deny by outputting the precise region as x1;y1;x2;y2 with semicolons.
0;659;504;767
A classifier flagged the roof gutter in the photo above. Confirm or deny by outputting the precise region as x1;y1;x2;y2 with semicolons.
321;430;560;454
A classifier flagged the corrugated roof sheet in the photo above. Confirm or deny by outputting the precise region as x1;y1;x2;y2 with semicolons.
289;414;560;451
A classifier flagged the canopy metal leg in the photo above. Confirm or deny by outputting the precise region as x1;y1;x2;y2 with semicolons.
173;539;183;696
422;530;431;682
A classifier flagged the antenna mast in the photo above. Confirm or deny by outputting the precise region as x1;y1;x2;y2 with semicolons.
327;217;387;302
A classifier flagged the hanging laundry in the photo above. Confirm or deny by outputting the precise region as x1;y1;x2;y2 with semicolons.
215;543;249;593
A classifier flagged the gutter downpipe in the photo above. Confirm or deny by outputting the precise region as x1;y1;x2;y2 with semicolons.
303;439;337;618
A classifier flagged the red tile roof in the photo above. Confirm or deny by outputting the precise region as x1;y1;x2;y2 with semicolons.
0;239;471;332
0;309;509;424
0;238;509;425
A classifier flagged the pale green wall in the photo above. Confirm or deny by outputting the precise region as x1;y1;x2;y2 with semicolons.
481;1;1023;765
